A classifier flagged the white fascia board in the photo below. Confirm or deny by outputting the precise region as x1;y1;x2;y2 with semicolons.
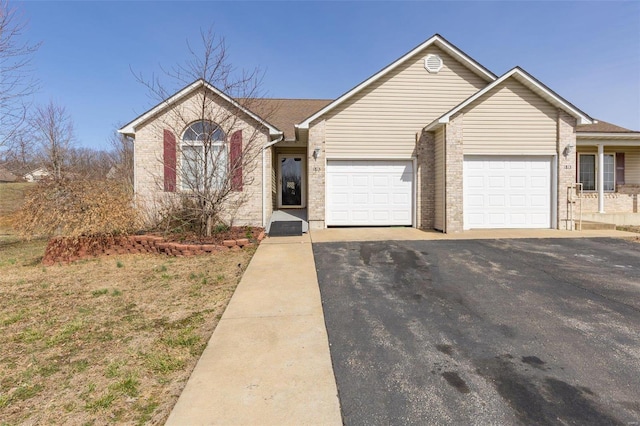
577;136;640;146
423;118;443;132
118;79;283;137
577;132;640;140
297;35;497;129
118;80;203;135
432;68;593;127
511;69;593;125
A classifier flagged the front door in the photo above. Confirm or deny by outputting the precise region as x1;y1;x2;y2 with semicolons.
278;155;305;208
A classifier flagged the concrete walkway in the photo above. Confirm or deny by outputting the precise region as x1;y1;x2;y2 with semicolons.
165;226;638;425
165;234;342;426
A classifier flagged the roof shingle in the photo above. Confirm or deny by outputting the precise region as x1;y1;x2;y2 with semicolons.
577;119;639;133
247;98;332;140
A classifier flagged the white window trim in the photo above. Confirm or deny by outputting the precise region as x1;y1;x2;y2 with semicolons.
578;153;615;193
180;121;227;191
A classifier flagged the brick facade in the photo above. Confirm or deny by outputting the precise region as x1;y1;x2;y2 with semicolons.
307;120;326;230
133;89;269;227
444;113;464;232
557;110;577;230
417;130;435;229
579;192;638;213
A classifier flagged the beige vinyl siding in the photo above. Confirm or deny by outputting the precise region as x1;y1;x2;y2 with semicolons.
463;79;557;155
324;46;488;158
434;128;445;230
577;146;640;185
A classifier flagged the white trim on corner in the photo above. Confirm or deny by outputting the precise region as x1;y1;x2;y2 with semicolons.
412;157;418;228
424;67;593;132
297;34;497;130
551;155;558;230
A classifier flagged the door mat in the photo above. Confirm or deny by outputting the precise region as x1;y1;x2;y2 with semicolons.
269;221;303;237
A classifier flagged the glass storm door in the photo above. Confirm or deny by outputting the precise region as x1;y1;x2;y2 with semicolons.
279;155;304;207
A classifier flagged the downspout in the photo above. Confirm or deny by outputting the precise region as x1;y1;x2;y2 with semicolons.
262;134;284;227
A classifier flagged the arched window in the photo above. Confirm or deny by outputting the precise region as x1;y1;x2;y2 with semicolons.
181;121;227;190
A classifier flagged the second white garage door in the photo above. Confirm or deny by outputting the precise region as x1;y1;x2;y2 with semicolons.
463;156;552;229
326;160;413;226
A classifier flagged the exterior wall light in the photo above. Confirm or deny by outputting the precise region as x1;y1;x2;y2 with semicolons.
563;144;574;157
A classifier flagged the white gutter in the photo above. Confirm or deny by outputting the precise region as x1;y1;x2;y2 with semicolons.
262;134;284;227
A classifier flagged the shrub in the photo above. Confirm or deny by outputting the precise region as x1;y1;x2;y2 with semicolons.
13;178;142;239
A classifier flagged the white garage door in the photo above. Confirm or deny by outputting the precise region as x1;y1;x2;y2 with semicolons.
463;156;552;229
327;160;413;226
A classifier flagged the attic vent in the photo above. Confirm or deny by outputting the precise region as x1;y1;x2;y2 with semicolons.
424;54;443;73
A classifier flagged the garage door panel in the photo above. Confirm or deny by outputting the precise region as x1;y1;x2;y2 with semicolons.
530;194;547;207
488;213;507;226
530;176;547;188
509;194;526;207
327;160;413;226
488;195;505;207
509;176;526;189
464;156;551;229
509;214;526;225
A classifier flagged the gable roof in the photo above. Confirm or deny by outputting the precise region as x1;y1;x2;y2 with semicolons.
246;98;332;140
118;79;283;138
577;119;638;133
296;34;497;130
424;67;594;131
576;119;640;142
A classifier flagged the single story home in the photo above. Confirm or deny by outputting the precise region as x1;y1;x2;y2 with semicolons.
24;167;50;183
119;34;640;232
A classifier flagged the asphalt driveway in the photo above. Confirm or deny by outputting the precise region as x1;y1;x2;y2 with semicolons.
313;238;640;425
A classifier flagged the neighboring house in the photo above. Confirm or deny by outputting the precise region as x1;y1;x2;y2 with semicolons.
575;121;640;225
24;167;50;183
119;34;640;232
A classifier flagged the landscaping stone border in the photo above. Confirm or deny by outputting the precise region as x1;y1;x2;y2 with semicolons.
42;231;266;266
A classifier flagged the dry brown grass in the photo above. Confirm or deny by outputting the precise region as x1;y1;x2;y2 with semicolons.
618;225;640;243
0;182;34;236
0;237;255;425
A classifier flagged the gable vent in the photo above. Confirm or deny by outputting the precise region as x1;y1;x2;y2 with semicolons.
424;54;443;73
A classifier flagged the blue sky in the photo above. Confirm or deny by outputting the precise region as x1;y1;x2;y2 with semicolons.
16;1;640;150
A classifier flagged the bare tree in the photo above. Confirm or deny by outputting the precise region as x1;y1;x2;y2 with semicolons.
0;0;39;149
108;128;134;188
66;146;113;179
1;126;36;172
32;100;75;180
134;28;275;236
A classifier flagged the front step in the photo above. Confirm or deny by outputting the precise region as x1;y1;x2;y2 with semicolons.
577;220;617;231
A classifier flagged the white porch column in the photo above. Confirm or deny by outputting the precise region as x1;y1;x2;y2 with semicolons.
598;144;605;213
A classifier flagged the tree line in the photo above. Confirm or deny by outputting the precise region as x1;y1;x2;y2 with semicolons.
0;1;132;184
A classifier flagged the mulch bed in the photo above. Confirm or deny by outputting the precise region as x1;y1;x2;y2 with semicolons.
154;226;264;245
